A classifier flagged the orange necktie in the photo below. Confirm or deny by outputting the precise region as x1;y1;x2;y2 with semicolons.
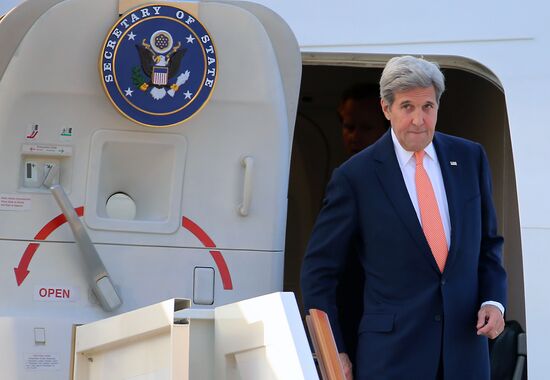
414;151;448;272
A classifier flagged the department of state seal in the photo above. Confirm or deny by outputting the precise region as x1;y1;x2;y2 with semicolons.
99;4;217;127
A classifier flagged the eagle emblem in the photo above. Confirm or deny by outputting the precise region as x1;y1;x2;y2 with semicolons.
134;30;190;100
99;5;217;127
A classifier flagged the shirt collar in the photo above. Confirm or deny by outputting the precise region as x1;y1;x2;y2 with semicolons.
390;128;437;168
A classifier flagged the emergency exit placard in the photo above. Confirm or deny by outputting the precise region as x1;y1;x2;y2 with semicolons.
0;194;31;211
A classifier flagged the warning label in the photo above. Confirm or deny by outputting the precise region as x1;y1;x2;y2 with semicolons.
22;143;73;156
0;194;31;211
24;353;61;371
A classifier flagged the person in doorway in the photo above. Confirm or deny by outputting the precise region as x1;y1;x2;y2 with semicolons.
335;83;388;367
301;56;507;380
338;83;388;156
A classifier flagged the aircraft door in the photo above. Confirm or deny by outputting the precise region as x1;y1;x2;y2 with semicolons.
0;1;301;379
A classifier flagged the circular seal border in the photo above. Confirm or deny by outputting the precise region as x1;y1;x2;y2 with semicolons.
99;4;218;128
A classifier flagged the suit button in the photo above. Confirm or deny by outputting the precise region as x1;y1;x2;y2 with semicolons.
434;314;442;322
441;279;446;286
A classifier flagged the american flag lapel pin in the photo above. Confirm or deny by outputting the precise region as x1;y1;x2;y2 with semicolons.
450;161;458;166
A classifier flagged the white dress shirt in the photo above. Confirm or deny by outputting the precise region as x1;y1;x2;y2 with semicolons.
390;129;504;315
391;129;451;246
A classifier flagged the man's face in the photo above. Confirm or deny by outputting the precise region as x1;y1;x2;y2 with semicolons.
381;86;438;152
340;98;387;155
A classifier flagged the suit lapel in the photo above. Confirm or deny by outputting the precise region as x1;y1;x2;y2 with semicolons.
373;132;440;273
432;133;461;275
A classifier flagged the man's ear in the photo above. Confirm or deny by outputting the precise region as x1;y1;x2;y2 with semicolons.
381;98;391;121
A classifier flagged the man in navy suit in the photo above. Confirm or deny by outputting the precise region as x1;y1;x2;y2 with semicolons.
301;56;507;380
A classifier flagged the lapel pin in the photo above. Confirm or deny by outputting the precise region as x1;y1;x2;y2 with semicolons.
450;161;457;166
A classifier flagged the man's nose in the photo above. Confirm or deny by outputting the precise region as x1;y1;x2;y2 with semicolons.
412;109;424;126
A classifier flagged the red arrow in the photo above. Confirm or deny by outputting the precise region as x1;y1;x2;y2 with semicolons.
14;243;39;286
14;209;233;290
14;207;84;286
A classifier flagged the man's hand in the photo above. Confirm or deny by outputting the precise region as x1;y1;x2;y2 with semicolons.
476;304;505;339
339;352;353;380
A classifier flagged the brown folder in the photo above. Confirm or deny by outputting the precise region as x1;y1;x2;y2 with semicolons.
306;309;346;380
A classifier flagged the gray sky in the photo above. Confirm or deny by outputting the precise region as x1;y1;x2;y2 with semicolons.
1;0;24;15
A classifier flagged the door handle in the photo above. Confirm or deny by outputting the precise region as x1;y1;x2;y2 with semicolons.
239;156;254;217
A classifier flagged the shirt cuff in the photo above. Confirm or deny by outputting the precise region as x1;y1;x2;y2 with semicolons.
481;301;505;315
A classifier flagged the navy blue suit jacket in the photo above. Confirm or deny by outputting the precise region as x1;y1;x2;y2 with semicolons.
301;130;507;379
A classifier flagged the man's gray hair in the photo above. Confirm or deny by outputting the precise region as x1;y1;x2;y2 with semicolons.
379;56;445;106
